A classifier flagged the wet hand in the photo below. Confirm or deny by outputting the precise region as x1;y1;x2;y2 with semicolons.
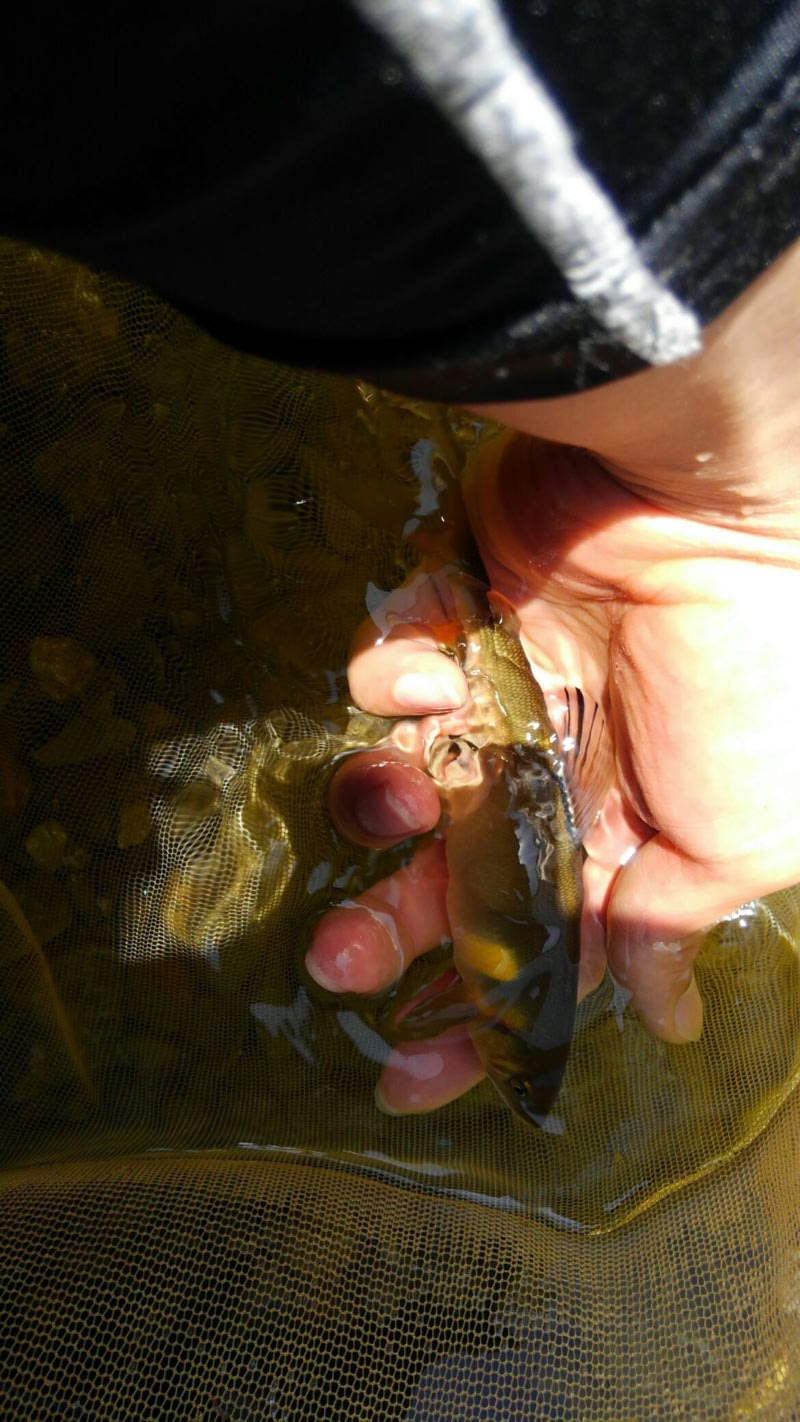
307;432;800;1113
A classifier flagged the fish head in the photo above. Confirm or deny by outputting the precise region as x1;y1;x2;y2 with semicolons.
484;1054;568;1134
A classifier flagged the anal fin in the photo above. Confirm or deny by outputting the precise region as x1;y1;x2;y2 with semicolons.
391;967;478;1041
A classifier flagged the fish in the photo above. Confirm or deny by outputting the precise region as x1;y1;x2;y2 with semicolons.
392;601;611;1130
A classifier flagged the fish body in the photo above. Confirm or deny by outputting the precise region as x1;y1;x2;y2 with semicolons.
398;612;608;1129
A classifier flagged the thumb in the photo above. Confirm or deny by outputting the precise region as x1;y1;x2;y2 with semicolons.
606;835;750;1045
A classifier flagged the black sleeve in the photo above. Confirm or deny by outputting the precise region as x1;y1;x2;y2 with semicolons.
3;1;799;403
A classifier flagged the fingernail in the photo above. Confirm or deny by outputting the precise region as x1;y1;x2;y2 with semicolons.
306;904;404;995
355;784;425;839
306;954;341;993
374;1082;404;1116
672;977;703;1043
393;670;462;712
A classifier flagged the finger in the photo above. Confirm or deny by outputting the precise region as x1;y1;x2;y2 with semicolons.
349;620;468;717
606;834;752;1044
578;855;611;1002
348;566;474;717
578;785;653;1002
375;1031;485;1114
306;837;449;996
583;783;652;873
329;749;441;848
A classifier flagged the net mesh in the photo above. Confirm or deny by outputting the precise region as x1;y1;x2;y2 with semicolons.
1;237;799;1419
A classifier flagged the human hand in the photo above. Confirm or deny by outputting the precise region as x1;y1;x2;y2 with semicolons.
307;431;800;1114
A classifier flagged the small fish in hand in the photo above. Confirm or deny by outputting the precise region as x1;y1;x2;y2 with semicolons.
392;598;612;1130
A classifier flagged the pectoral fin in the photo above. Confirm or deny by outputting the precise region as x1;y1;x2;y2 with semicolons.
552;685;614;841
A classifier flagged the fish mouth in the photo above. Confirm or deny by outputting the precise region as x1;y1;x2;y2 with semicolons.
510;1093;567;1135
486;1056;571;1134
428;734;483;788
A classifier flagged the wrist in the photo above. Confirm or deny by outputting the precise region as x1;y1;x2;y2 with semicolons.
471;236;800;539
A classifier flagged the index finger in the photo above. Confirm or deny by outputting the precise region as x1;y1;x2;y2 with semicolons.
347;566;473;717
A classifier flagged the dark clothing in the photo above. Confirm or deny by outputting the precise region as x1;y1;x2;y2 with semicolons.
3;2;800;401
